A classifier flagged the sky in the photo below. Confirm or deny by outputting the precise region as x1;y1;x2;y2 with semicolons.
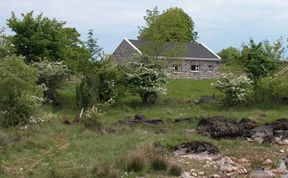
0;0;288;54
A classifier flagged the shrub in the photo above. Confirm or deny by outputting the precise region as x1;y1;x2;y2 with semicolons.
214;73;253;106
76;58;124;108
33;61;69;105
82;106;103;131
169;164;182;176
124;55;168;103
91;163;120;178
258;74;288;103
151;155;168;171
0;56;43;127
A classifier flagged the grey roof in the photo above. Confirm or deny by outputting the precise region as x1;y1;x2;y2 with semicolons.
128;39;220;60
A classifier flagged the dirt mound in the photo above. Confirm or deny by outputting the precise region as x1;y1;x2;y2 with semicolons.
116;114;164;126
197;116;256;139
173;141;219;155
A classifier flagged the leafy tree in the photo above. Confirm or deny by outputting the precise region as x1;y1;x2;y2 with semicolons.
218;47;241;64
0;29;15;59
240;39;284;83
7;11;90;72
86;29;103;61
0;56;43;127
76;57;124;108
139;7;198;43
32;61;69;105
124;55;168;103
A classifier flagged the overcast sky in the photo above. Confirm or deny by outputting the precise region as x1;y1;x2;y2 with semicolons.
0;0;288;54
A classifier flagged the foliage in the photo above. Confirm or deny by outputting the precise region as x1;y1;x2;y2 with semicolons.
168;164;183;176
82;106;103;131
85;29;103;61
218;47;241;64
0;56;43;127
151;155;168;171
32;61;69;105
124;55;168;103
7;11;90;72
259;74;288;103
139;7;198;43
76;58;124;108
240;39;284;83
214;73;253;106
0;29;15;59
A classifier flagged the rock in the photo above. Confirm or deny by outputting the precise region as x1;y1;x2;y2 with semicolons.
198;171;205;175
181;171;192;178
174;117;194;123
185;129;196;133
238;167;248;174
180;153;219;162
116;114;164;126
216;157;239;172
250;167;275;178
239;158;249;163
263;159;273;165
272;159;288;174
173;141;219;155
191;172;197;177
194;95;216;105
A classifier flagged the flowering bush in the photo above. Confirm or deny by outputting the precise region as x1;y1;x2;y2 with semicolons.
124;55;168;103
214;73;253;106
33;61;69;105
82;106;103;131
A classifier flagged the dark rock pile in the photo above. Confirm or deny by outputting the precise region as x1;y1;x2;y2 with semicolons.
197;116;288;144
173;141;219;155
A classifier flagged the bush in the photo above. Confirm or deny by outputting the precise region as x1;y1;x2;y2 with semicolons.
214;73;253;106
76;58;124;108
151;155;168;171
91;163;120;178
169;164;182;176
33;61;69;105
259;74;288;103
82;106;103;131
124;55;168;103
0;56;43;127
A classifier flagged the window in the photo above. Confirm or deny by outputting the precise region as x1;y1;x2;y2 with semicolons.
208;65;214;72
172;64;179;72
191;65;199;72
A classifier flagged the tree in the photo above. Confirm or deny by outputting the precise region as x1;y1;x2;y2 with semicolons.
0;29;15;59
76;57;124;108
85;29;103;61
139;7;198;43
7;11;90;72
0;56;43;127
124;55;168;103
32;61;69;105
240;39;284;83
218;47;241;64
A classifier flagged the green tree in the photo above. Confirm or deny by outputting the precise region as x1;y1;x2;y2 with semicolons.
124;55;168;103
86;29;103;61
0;56;43;127
76;57;124;108
139;7;198;43
0;29;15;59
218;47;241;64
240;39;284;83
7;11;89;72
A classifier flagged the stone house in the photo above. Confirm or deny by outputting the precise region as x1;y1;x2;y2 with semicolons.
112;38;221;79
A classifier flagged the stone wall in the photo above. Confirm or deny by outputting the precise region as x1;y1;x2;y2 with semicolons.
112;40;138;64
168;60;220;79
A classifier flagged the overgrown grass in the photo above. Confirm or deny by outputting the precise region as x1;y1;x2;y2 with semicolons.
1;79;288;177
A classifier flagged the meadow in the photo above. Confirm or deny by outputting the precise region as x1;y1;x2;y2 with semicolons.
1;79;287;178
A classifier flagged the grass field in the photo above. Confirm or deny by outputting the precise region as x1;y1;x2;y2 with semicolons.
1;79;288;178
